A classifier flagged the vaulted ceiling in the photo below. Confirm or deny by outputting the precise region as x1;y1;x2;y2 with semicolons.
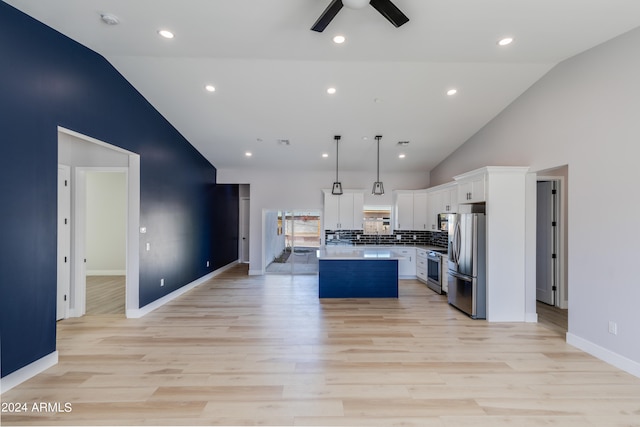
6;0;640;173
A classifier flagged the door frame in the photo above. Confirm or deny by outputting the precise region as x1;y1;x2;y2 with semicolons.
57;164;71;320
536;175;566;309
58;127;140;317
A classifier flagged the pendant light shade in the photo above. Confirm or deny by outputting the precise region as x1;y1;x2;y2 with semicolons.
331;135;343;195
372;135;384;195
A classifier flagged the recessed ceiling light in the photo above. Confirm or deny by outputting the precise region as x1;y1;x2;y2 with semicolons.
245;152;252;157
327;87;337;95
322;153;329;158
447;88;458;96
398;153;406;159
158;29;174;39
205;84;215;92
100;14;120;25
498;37;514;46
333;35;346;44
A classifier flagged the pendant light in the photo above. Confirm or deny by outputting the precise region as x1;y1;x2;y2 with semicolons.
331;135;343;195
372;135;384;195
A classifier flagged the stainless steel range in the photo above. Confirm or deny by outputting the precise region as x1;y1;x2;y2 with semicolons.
426;249;446;294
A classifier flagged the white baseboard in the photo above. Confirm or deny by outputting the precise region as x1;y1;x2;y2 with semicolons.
525;312;538;323
1;351;58;394
567;332;640;378
126;261;239;319
248;269;263;276
87;269;126;276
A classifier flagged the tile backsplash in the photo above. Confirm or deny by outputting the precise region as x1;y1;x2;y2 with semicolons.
325;229;448;248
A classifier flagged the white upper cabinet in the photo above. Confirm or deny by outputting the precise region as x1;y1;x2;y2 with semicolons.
394;191;414;230
323;190;364;230
426;183;458;230
456;171;486;204
412;190;428;230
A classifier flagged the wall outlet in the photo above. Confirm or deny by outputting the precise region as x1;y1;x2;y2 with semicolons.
207;261;210;267
396;234;402;241
608;321;617;335
160;278;164;287
356;234;360;240
140;227;147;234
413;234;417;240
146;242;150;251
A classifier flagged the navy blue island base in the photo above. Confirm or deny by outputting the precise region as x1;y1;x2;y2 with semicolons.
318;259;399;298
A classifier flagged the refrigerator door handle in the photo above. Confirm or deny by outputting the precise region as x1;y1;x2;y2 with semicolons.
453;220;461;264
449;270;473;282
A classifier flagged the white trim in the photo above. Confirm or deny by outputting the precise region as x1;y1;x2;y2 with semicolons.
126;261;238;318
59;126;140;318
537;175;567;309
0;352;58;394
248;269;263;276
567;333;640;378
525;312;538;323
87;270;126;276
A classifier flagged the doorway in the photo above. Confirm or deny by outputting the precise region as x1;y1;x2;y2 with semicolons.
57;127;140;319
536;168;568;333
84;171;127;315
264;209;321;275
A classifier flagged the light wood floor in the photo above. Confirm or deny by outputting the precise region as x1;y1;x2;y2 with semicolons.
536;301;568;335
86;275;125;315
4;264;640;426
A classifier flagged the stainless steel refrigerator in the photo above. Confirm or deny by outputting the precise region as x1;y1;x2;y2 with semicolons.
447;213;486;319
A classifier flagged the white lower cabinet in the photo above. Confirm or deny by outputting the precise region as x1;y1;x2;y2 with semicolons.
416;248;428;284
392;247;416;278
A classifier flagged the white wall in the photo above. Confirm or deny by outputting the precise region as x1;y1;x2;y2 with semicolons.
264;210;285;266
430;27;640;372
85;172;127;275
217;168;429;273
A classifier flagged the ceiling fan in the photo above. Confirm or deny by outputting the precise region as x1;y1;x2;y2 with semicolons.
311;0;409;32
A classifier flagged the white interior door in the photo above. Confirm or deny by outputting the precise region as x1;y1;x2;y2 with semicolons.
57;165;71;320
536;181;557;305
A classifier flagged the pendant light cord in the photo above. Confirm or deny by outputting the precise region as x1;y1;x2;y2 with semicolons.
376;136;380;181
335;135;340;182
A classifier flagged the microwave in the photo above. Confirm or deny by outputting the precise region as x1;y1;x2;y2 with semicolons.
437;213;450;232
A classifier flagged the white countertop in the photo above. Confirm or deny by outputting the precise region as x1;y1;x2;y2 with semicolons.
317;247;403;260
317;245;448;260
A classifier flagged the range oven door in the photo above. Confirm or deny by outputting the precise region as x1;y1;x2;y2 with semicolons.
426;252;442;294
447;271;486;319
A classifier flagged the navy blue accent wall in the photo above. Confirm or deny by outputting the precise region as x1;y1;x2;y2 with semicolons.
0;4;239;377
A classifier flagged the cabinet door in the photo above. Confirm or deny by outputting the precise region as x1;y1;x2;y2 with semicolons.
394;247;416;277
395;193;414;230
458;176;486;203
470;177;486;203
413;191;428;230
324;192;341;229
351;192;364;230
427;190;442;231
445;187;458;213
338;193;355;229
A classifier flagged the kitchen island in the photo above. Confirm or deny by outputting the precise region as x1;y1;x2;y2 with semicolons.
317;247;402;298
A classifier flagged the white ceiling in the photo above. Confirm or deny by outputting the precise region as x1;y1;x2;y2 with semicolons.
7;0;640;173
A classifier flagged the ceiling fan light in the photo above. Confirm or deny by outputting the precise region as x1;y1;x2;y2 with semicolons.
343;0;369;10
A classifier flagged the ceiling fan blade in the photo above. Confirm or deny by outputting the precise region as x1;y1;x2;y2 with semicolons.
311;0;344;32
369;0;409;28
